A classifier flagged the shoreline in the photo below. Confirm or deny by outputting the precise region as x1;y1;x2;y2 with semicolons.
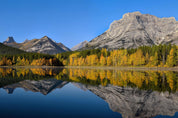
0;65;177;71
65;66;178;71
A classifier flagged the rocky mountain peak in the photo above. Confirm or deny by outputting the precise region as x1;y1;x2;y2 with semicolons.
41;36;56;43
3;37;16;44
81;11;178;50
23;39;30;43
41;36;52;41
23;36;66;54
42;36;49;39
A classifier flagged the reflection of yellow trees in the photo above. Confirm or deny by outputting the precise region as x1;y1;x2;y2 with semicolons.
62;69;177;91
165;71;177;90
129;71;145;88
0;68;59;78
86;70;98;80
0;67;177;92
147;71;158;86
16;68;30;77
62;69;67;74
99;70;106;81
0;68;13;76
31;68;46;76
30;68;57;76
106;70;112;80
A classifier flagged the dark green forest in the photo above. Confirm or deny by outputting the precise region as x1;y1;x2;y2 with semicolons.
0;43;25;55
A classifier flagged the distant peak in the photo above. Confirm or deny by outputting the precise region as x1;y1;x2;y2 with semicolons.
42;36;50;39
3;37;16;43
23;39;30;43
83;40;88;43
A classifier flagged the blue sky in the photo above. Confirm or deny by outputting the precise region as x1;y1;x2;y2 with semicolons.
0;0;177;48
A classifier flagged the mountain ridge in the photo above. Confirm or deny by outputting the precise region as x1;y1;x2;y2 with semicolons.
81;11;178;50
3;36;71;55
71;40;88;51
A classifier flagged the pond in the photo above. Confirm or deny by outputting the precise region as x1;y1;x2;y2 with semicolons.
0;67;177;118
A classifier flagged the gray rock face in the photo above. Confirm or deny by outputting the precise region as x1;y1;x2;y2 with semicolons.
82;11;178;50
57;42;71;52
84;84;178;118
3;37;16;44
24;36;66;54
71;40;88;51
3;79;68;95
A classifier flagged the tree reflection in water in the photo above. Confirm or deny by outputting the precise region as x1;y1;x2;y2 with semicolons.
0;67;177;118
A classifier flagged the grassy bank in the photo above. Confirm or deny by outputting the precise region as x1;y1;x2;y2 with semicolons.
0;65;177;71
64;66;178;71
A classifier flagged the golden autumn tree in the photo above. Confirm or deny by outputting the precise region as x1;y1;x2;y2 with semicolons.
0;57;12;66
147;52;158;67
120;55;128;66
128;50;145;66
85;55;98;66
69;52;79;66
16;57;22;66
110;50;118;66
90;55;98;66
77;57;85;66
165;48;176;67
100;54;106;66
133;49;145;66
107;56;112;66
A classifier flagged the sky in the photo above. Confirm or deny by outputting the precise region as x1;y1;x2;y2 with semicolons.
0;0;178;48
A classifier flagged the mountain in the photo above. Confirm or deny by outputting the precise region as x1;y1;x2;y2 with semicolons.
83;84;178;118
3;36;70;55
71;40;88;51
57;43;71;51
23;39;30;43
3;37;16;44
0;43;25;55
81;11;178;50
19;36;66;54
3;79;68;95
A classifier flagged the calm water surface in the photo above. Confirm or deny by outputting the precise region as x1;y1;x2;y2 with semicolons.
0;67;177;118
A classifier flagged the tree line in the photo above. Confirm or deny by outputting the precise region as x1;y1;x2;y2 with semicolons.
0;44;177;67
0;53;62;66
56;44;178;67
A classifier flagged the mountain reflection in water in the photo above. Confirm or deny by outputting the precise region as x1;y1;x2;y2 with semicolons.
0;67;177;118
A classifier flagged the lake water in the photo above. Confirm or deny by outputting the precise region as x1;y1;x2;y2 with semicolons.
0;67;177;118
